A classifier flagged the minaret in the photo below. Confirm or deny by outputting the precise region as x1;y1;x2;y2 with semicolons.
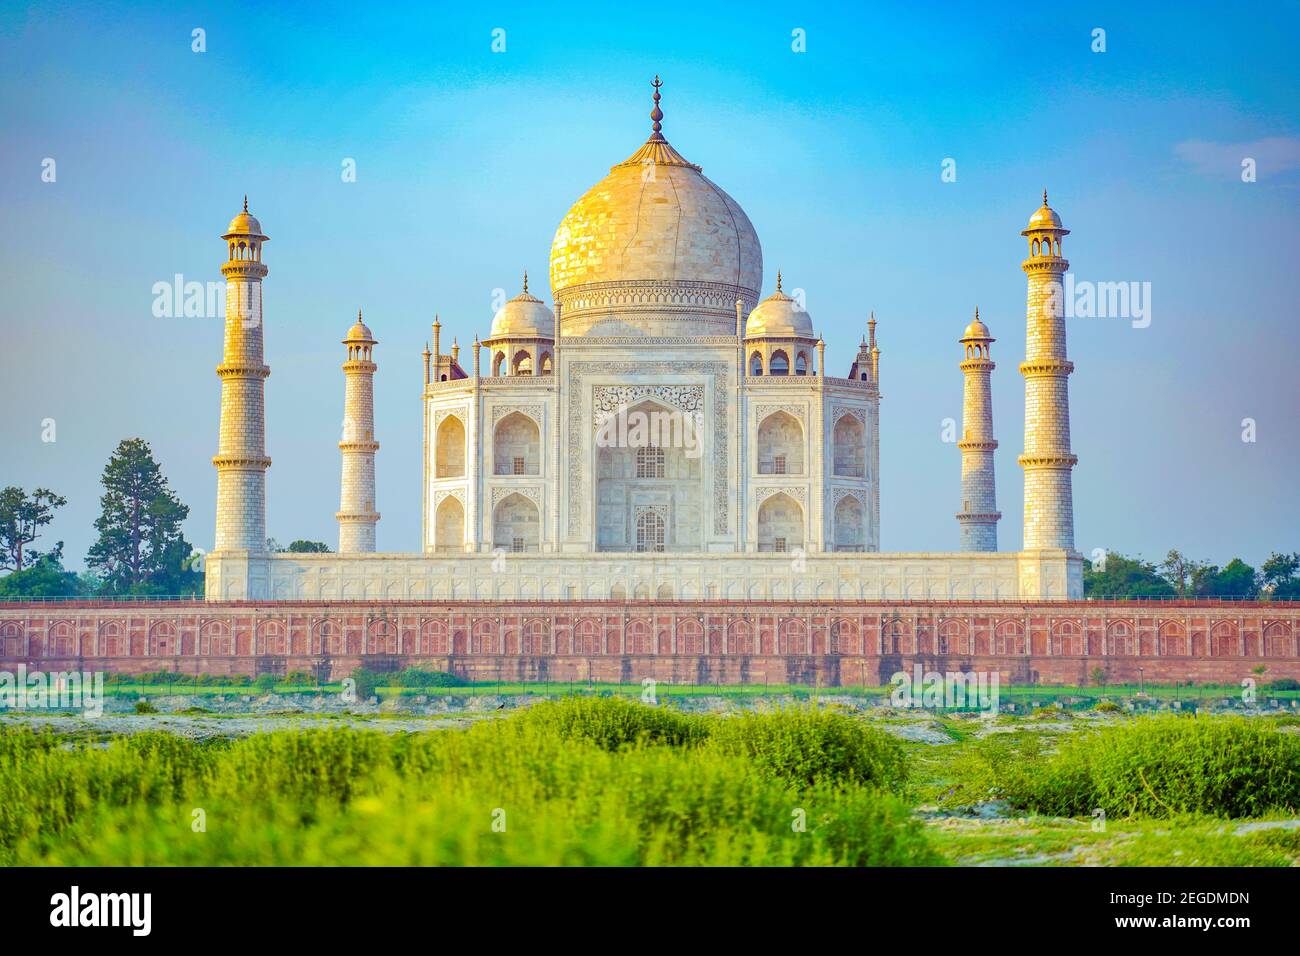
1019;190;1077;551
869;313;880;384
337;310;379;552
957;308;1000;551
213;198;271;552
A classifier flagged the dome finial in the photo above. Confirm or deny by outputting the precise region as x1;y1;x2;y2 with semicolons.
1043;188;1048;206
243;194;248;213
649;75;665;141
358;307;363;320
522;269;528;294
776;269;783;292
975;305;980;320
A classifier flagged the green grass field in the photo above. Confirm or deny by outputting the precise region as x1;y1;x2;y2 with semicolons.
1;698;1297;866
93;677;1300;706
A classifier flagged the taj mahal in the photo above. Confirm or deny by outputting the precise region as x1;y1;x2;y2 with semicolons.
204;79;1083;603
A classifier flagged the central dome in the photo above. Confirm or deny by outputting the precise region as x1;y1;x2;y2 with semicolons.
549;82;762;336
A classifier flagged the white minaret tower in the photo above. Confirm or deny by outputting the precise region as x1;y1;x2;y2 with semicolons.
1019;191;1077;551
337;310;379;552
957;308;1000;551
213;198;270;553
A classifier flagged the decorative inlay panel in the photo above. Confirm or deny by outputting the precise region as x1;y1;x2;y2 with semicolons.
593;385;704;419
756;486;807;504
492;404;544;427
754;403;805;423
831;487;864;508
491;485;543;509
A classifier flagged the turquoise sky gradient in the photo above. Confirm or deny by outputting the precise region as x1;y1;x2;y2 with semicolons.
1;0;1297;571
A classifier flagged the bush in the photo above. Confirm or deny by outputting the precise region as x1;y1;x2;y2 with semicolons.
706;706;908;791
513;696;709;750
1093;700;1121;713
108;672;252;688
0;711;940;867
349;668;383;701
388;668;465;688
133;700;158;714
1269;678;1300;691
252;674;279;694
968;716;1300;819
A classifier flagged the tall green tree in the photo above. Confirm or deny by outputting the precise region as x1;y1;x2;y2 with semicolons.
1205;557;1259;599
1083;552;1175;598
85;438;203;596
1158;549;1208;598
0;486;67;571
1260;552;1300;600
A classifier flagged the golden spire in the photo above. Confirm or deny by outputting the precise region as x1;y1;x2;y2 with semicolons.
1043;188;1048;206
649;75;665;142
243;194;248;213
776;270;783;293
522;269;529;294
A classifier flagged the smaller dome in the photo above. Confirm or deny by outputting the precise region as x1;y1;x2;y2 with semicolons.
224;198;266;238
490;282;555;339
1024;190;1063;231
345;310;374;343
745;276;814;338
961;311;992;341
227;210;263;235
1026;204;1062;229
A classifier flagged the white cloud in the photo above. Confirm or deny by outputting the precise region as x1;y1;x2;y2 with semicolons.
1174;136;1300;179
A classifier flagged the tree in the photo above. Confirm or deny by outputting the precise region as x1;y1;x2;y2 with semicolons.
1206;558;1258;599
1090;666;1108;688
85;438;203;595
1260;552;1300;600
286;540;331;553
1084;552;1174;598
0;555;82;598
0;486;67;571
1159;549;1208;598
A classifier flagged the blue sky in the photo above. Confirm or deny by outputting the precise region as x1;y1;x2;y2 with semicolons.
1;0;1297;570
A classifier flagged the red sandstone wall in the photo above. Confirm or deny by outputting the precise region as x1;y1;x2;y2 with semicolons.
0;600;1296;686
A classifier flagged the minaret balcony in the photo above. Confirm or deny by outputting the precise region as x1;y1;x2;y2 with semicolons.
1020;256;1070;274
212;454;272;469
216;362;270;378
1018;358;1074;376
220;261;269;279
1017;453;1078;468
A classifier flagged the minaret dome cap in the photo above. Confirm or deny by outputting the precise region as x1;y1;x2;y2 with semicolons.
223;196;268;239
344;309;376;344
1022;190;1066;233
960;309;993;342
